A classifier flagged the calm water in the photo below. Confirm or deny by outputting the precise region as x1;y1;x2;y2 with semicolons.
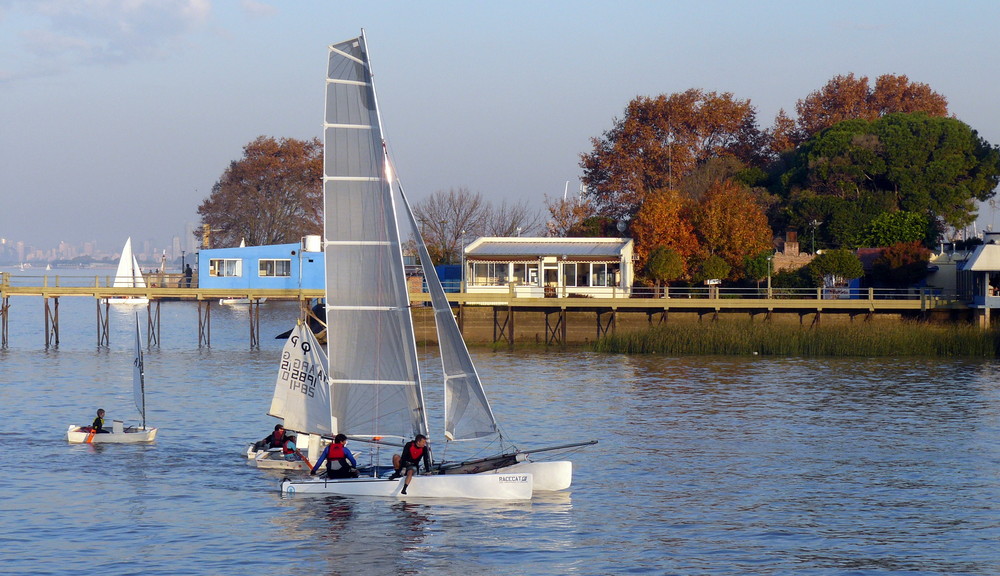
1;295;999;575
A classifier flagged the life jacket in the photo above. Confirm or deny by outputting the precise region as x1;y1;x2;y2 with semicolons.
271;429;285;445
407;443;425;462
327;443;346;460
282;440;296;455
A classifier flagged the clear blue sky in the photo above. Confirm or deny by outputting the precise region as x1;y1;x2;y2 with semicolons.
3;0;1000;252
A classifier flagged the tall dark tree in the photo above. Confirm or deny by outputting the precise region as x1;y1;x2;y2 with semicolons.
779;113;1000;246
197;136;322;248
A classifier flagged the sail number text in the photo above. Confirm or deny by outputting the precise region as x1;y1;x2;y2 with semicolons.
279;351;326;398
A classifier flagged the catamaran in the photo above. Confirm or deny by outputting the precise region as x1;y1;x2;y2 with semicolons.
280;31;592;499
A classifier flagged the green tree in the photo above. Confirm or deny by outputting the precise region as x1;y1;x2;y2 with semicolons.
806;249;864;287
692;254;732;284
743;252;773;285
860;211;929;247
778;113;1000;244
197;136;322;247
645;246;684;295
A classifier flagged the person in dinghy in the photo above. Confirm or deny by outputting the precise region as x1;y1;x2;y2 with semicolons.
253;424;285;451
389;434;433;495
282;435;304;461
310;434;359;479
90;409;110;434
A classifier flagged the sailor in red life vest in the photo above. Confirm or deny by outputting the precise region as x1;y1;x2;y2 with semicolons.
389;434;432;494
281;435;302;461
310;434;359;478
253;424;285;451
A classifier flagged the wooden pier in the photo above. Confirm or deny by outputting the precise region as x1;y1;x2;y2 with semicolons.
1;272;970;349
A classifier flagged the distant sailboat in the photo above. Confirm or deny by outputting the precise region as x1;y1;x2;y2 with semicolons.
106;237;149;305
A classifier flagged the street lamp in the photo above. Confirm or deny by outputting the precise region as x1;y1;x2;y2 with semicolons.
460;229;467;293
766;255;773;298
810;220;822;254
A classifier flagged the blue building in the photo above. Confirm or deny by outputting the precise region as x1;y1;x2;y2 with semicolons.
197;238;325;291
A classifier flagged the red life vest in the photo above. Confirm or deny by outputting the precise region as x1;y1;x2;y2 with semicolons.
327;443;346;459
272;429;285;444
407;443;424;461
282;440;296;455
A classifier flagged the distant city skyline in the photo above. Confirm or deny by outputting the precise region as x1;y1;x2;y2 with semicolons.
0;221;201;268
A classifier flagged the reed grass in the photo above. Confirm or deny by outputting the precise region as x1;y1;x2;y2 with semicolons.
592;319;1000;357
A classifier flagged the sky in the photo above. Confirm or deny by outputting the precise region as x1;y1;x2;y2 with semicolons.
3;0;1000;254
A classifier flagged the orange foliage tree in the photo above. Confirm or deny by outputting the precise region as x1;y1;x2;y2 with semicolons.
792;73;948;143
630;188;700;279
580;89;763;218
544;194;596;237
693;180;773;279
197;136;322;248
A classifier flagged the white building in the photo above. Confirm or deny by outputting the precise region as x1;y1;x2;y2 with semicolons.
463;237;634;298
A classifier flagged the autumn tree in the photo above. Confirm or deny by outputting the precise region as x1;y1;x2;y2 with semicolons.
544;193;596;237
580;89;764;218
792;73;948;144
693;180;773;279
411;187;487;265
630;188;700;278
870;241;932;288
197;136;322;248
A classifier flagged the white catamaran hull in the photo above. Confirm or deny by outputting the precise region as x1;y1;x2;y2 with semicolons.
281;472;532;500
490;461;572;492
67;425;157;444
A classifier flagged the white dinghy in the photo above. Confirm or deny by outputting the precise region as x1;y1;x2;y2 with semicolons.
105;237;149;305
248;321;330;471
68;314;157;443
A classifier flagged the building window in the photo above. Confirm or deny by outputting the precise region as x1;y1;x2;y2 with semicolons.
471;262;508;286
592;263;608;287
209;258;242;277
259;259;291;277
512;263;538;286
562;263;577;287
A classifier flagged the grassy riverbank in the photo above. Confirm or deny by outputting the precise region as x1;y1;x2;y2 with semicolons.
593;320;999;356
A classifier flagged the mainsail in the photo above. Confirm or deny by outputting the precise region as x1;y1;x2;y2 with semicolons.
269;322;332;436
132;313;145;429
322;33;428;440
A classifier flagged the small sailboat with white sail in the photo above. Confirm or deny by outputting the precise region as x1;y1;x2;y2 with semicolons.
106;237;149;305
248;321;328;471
280;32;591;500
68;314;157;443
